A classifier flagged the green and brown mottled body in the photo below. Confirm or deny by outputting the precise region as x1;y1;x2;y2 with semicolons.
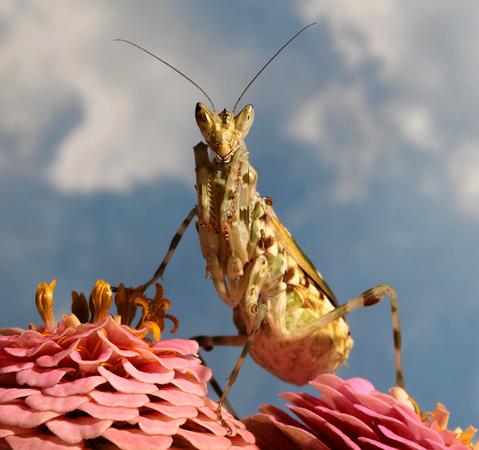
193;105;353;384
192;102;403;392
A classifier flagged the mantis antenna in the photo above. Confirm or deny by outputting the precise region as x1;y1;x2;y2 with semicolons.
232;22;317;113
114;38;216;112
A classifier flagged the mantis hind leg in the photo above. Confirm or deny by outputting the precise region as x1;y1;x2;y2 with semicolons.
141;207;197;291
305;284;404;388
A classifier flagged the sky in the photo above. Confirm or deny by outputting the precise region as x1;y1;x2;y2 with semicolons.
1;0;479;430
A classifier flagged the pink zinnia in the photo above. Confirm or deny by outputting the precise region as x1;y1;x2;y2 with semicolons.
244;374;478;450
0;279;257;449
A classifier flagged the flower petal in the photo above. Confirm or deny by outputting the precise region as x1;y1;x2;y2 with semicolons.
311;404;379;441
149;388;204;407
25;393;88;412
35;339;79;367
145;401;198;419
5;433;86;450
244;413;321;450
46;417;113;444
357;436;401;450
288;404;362;450
102;427;173;450
0;425;31;438
89;390;149;408
157;355;196;371
0;403;60;427
96;329;139;358
43;375;107;396
16;367;73;388
186;363;212;384
354;404;415;441
191;414;229;436
69;347;113;373
151;339;199;355
175;428;233;450
376;424;428;450
0;387;38;403
138;412;185;435
121;359;174;384
78;401;139;421
5;340;60;358
98;366;158;394
0;361;34;374
171;374;208;396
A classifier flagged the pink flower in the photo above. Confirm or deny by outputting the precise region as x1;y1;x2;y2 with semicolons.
244;374;477;450
0;280;257;450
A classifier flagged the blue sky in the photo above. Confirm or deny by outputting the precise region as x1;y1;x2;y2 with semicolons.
2;0;479;430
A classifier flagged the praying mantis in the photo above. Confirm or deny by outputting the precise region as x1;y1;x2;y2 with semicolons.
116;23;404;425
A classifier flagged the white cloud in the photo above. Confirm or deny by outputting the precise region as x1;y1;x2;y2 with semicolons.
294;0;479;216
297;0;403;74
0;1;251;193
3;0;479;218
288;83;387;201
387;102;439;152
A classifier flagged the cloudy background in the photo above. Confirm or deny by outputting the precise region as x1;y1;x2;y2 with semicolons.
1;0;479;428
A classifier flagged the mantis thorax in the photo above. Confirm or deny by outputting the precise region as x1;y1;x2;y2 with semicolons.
195;102;254;160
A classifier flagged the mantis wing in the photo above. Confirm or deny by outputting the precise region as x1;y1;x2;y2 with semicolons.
265;203;339;307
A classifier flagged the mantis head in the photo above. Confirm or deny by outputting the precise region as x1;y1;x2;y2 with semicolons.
195;102;254;160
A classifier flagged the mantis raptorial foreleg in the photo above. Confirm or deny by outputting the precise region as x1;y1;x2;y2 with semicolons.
220;148;252;279
213;254;269;428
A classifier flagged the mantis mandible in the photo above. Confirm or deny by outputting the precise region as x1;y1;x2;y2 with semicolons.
116;23;404;426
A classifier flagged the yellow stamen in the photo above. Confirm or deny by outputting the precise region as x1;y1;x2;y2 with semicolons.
420;403;478;448
91;280;112;323
35;280;57;332
112;282;179;339
61;313;81;329
148;283;179;334
143;320;162;341
455;426;478;448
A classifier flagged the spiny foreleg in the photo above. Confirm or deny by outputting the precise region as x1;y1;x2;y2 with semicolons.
220;147;252;279
215;254;269;430
194;142;232;302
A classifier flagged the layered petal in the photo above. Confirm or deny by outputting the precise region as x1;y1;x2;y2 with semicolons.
1;313;256;449
245;374;477;450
